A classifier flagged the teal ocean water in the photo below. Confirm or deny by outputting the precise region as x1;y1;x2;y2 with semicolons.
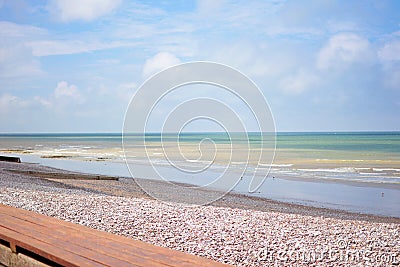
1;132;399;183
1;132;399;216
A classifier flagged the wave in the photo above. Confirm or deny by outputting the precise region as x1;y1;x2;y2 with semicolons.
373;168;400;172
185;159;201;162
297;167;356;173
258;163;293;167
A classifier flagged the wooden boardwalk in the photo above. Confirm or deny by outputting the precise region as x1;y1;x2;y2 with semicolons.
0;204;230;267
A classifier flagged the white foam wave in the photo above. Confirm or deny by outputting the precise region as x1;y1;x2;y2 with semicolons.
258;163;293;167
186;159;200;162
231;161;247;165
373;168;400;172
298;167;356;173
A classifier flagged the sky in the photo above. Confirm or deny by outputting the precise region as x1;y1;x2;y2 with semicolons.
0;0;399;133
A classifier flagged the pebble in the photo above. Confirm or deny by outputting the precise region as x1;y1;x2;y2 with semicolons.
0;162;399;266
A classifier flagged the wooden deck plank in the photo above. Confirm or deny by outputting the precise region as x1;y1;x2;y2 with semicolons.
0;204;230;267
0;227;104;267
0;214;155;267
0;213;170;266
0;204;225;266
0;207;218;267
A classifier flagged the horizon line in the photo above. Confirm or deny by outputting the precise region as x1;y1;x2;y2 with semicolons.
0;130;399;135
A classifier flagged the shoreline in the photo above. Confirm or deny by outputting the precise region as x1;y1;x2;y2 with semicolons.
1;160;399;223
48;175;400;224
2;150;399;189
3;153;400;217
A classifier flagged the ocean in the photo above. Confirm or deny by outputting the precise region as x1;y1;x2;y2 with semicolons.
1;132;399;216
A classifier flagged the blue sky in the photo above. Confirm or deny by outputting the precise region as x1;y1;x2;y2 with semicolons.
0;0;399;132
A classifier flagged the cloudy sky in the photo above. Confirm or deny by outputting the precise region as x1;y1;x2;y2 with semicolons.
0;0;399;132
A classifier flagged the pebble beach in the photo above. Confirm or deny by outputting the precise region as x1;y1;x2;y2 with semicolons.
0;161;399;266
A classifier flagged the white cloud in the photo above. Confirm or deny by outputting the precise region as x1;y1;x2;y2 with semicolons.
48;0;122;22
326;20;359;33
115;82;136;102
28;40;135;57
0;21;136;58
0;21;46;38
280;69;319;94
378;37;400;89
142;52;181;78
317;33;375;70
0;93;34;131
208;42;270;77
0;94;19;113
0;22;44;78
0;93;34;114
0;43;42;78
384;69;400;89
1;81;86;115
197;0;227;14
206;41;302;79
54;81;84;103
33;96;52;108
378;40;400;62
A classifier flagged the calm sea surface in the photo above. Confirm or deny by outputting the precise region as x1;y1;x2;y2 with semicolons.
1;132;399;216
